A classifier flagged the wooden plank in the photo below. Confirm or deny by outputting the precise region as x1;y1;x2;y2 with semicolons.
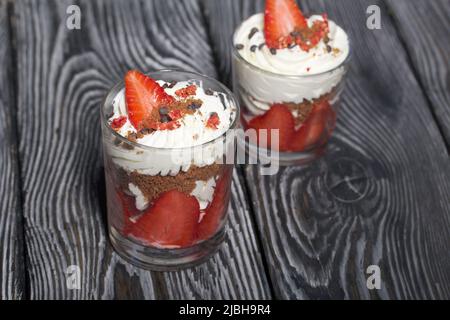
386;0;450;146
204;0;450;299
0;0;26;300
14;0;270;299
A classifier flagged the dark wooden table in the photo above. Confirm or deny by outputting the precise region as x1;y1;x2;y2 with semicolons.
0;0;449;300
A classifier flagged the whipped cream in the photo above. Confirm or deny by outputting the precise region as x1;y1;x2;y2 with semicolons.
233;13;350;109
106;80;237;176
111;80;235;148
128;183;149;211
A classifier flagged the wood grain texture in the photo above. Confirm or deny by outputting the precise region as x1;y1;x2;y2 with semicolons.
204;0;450;299
14;0;270;299
386;0;450;146
0;0;26;300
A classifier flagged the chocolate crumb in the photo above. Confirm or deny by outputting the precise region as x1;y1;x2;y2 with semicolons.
205;89;214;96
250;45;257;52
127;132;138;142
248;27;258;39
235;44;244;50
139;127;153;136
160;115;172;123
326;45;332;53
187;102;201;111
270;48;277;55
332;48;341;55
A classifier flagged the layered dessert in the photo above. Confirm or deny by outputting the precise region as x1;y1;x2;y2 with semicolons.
103;70;237;250
233;0;350;153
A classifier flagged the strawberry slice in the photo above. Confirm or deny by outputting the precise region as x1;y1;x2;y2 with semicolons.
247;104;295;151
110;116;127;130
206;112;220;129
264;0;307;49
197;170;232;242
127;190;200;247
289;100;335;152
117;190;139;219
125;70;174;130
175;84;197;98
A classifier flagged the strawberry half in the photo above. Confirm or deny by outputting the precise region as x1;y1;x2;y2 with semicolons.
289;100;335;152
264;0;307;49
247;104;295;151
125;70;174;130
197;170;232;242
127;190;200;248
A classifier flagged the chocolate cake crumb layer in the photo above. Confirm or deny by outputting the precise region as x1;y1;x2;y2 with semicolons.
118;164;222;203
285;90;335;126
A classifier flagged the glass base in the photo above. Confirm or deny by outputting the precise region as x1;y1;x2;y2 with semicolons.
110;227;226;271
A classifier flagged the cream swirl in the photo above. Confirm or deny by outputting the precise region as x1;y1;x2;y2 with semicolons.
111;80;235;148
234;13;349;76
233;13;350;108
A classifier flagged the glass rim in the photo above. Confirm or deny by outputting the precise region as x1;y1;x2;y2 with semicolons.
101;69;240;152
231;13;353;78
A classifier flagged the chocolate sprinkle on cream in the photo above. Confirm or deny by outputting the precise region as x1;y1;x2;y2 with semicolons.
235;44;244;50
248;27;258;39
187;102;201;111
205;89;214;96
258;43;265;50
250;45;257;52
218;93;226;110
270;48;277;55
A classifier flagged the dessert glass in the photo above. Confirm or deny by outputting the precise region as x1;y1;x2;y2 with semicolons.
232;34;350;166
101;71;238;270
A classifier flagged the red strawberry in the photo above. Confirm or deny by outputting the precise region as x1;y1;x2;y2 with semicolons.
264;0;307;49
127;190;200;247
117;190;138;219
197;170;232;242
247;104;295;151
117;190;141;235
110;116;127;130
175;84;197;98
290;100;335;152
206;112;220;129
125;70;174;130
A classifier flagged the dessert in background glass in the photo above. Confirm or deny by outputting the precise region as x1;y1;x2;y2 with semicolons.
232;0;350;165
101;70;238;270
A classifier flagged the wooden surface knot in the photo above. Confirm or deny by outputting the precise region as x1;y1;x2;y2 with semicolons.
325;157;370;204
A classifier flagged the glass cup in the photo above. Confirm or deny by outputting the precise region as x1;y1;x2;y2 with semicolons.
101;70;239;270
232;32;350;166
